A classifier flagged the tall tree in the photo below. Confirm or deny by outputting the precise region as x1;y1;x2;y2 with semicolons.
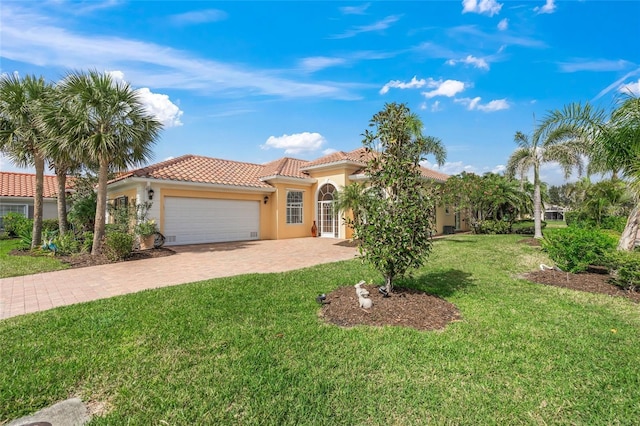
506;125;584;239
54;70;162;255
539;96;640;250
38;85;83;236
0;74;51;248
355;102;446;293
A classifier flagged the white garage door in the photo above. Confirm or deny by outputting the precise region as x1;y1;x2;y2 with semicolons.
164;197;260;245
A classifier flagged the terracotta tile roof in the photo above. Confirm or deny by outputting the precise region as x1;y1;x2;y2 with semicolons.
259;157;310;179
108;148;448;189
302;147;369;169
0;172;61;198
112;154;274;188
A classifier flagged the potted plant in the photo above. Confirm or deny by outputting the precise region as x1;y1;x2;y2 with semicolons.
134;219;158;250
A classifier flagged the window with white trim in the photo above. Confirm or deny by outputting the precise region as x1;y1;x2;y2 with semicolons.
286;191;303;224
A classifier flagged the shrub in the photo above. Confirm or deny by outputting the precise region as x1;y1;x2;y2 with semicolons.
54;232;80;255
600;216;627;233
3;212;31;237
604;251;640;292
102;232;134;261
542;228;617;273
42;219;59;233
512;219;547;235
474;219;512;234
134;219;158;237
81;232;94;253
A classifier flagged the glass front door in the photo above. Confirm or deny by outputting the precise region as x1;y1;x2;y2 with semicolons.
317;184;338;238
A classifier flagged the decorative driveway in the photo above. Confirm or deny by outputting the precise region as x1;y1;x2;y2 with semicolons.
0;238;358;320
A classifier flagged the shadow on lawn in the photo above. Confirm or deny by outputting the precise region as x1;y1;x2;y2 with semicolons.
405;269;475;298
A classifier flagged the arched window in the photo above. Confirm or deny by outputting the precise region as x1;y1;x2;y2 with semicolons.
317;184;338;237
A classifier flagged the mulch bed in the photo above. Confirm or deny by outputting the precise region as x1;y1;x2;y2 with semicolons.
319;284;462;331
10;247;176;269
523;269;640;303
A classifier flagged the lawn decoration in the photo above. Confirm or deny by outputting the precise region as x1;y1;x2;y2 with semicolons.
354;280;373;309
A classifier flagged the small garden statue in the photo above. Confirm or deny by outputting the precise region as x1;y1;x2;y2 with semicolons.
354;280;372;309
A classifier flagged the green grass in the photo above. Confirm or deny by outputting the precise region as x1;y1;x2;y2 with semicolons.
545;219;568;229
0;238;68;278
2;234;639;424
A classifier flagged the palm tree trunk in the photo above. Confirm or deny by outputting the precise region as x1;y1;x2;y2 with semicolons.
533;166;543;239
31;153;45;248
91;158;109;255
55;166;69;235
617;204;640;251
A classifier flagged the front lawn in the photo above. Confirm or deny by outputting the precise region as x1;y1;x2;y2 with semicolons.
1;235;639;424
0;238;68;278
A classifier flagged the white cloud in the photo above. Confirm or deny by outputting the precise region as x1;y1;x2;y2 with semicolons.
455;97;510;112
339;3;370;15
299;56;347;73
170;9;228;25
619;79;640;96
461;0;502;17
330;15;402;39
422;80;466;98
446;55;489;70
559;59;631;73
108;71;183;127
262;132;327;155
431;100;442;112
0;5;354;100
422;160;476;175
497;18;508;31
380;76;429;94
322;148;338;155
492;164;506;174
136;88;183;128
534;0;556;14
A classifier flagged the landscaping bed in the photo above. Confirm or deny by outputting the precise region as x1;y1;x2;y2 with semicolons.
320;284;461;330
524;269;640;303
9;247;175;269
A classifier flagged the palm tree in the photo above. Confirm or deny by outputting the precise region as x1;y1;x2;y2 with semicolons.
0;74;51;248
539;95;640;250
54;70;163;255
333;182;366;229
506;125;585;239
38;86;84;236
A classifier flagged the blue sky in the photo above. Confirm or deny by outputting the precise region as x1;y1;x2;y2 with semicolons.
1;0;639;186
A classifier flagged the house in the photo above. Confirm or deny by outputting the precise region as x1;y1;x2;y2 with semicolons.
0;172;61;229
544;205;566;221
106;148;466;246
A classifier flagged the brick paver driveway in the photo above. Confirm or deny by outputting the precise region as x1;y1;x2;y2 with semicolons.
0;238;358;320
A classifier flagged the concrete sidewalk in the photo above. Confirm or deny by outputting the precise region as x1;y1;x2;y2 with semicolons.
0;238;358;320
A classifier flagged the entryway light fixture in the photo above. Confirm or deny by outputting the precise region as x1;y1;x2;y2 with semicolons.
263;195;269;204
148;188;155;200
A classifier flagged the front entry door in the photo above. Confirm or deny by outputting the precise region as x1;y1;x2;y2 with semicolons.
317;184;338;238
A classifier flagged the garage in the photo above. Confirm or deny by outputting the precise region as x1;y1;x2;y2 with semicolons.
163;197;260;245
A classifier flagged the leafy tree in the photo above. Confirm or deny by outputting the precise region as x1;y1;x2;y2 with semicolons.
539;95;640;250
438;171;484;228
506;125;585;239
0;74;52;248
354;102;446;293
54;70;162;255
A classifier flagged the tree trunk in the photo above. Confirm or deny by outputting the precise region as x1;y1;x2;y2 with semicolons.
31;153;45;248
533;166;543;239
617;204;640;251
55;166;69;236
91;158;109;255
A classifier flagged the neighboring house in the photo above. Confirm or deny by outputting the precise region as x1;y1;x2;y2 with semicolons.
106;148;466;246
544;205;566;221
0;172;61;229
